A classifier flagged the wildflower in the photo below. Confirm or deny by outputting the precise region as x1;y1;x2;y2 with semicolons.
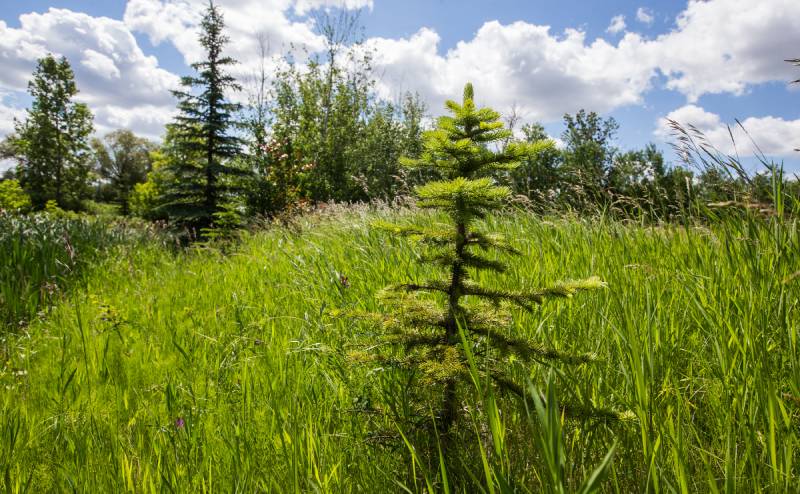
339;274;350;289
175;417;185;429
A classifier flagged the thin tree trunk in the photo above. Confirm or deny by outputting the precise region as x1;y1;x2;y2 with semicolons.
442;217;467;430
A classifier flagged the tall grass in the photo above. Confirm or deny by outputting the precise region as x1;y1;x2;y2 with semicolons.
0;212;166;330
1;202;797;491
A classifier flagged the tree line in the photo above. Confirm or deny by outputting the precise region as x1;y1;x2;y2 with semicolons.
1;2;795;230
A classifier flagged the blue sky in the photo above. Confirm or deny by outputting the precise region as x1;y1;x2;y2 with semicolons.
1;0;799;171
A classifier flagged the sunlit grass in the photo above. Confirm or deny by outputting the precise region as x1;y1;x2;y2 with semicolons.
1;205;798;491
0;213;164;330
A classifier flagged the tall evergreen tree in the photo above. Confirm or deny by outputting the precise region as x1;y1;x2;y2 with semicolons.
161;0;243;229
355;84;606;430
9;55;93;210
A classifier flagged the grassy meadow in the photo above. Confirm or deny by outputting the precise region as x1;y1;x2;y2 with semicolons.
0;213;166;330
1;204;799;492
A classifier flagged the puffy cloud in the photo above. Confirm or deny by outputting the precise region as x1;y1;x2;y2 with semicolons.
0;8;180;140
3;0;799;148
81;49;121;80
123;0;368;77
365;22;657;122
293;0;373;15
0;100;25;137
636;7;654;24
652;0;800;101
7;9;179;107
0;99;26;172
122;0;800;129
0;20;50;91
0;0;372;142
92;104;177;139
607;15;626;34
360;0;800;123
656;104;800;157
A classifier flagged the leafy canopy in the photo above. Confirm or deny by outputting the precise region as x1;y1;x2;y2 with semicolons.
92;129;155;215
10;55;94;210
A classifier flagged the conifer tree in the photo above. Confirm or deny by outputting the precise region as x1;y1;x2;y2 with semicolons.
161;0;244;229
10;55;93;210
360;83;606;429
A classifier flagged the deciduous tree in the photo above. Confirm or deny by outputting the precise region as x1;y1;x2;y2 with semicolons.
10;55;93;210
91;129;155;215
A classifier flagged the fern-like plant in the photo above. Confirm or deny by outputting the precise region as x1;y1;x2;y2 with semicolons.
358;83;607;430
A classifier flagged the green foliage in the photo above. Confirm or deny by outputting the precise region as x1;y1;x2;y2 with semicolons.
82;200;120;217
360;84;606;436
527;371;617;494
44;199;78;219
8;54;94;210
265;15;427;207
159;1;245;230
667;116;800;218
508;123;562;204
128;145;177;221
242;135;306;217
605;143;697;218
0;212;157;330
129;180;159;219
502;115;701;221
560;110;619;208
200;200;244;244
0;179;31;212
91;129;155;215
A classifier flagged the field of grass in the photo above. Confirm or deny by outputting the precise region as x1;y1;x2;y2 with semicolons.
1;204;799;492
0;212;166;330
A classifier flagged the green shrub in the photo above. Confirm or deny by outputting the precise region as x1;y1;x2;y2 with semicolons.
0;179;31;212
129;180;159;218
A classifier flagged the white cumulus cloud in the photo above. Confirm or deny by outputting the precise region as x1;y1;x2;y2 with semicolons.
123;0;370;79
607;15;626;34
656;104;800;158
1;0;798;152
652;0;800;101
0;98;26;172
365;22;657;122
122;0;800;127
0;100;26;138
0;8;180;140
636;7;654;24
357;0;800;122
81;49;121;80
